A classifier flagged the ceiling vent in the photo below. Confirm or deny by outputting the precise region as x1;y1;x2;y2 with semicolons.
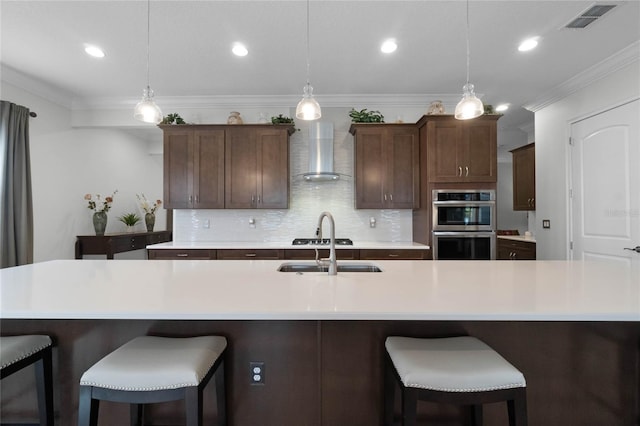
565;4;617;29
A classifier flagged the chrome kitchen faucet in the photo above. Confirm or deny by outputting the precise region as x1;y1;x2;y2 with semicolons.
315;212;337;275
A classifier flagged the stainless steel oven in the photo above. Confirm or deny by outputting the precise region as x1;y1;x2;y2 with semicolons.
432;190;496;260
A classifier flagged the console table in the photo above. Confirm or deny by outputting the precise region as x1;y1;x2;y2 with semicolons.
75;230;172;259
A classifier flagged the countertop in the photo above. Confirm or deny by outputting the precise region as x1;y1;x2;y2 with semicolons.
497;235;537;243
146;241;430;250
1;259;638;321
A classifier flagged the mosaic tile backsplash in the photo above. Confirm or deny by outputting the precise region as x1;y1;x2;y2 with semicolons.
173;108;415;243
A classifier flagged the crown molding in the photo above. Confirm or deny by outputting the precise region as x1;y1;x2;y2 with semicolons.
524;41;640;112
1;64;74;109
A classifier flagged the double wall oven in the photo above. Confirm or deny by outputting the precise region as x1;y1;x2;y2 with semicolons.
431;189;496;260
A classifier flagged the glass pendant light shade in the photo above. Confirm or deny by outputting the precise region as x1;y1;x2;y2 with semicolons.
454;83;484;120
134;86;163;124
296;83;321;120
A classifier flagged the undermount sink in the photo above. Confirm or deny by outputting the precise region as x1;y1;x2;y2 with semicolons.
277;262;382;273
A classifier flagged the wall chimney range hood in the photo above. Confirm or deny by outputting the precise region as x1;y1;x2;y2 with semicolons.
303;122;340;181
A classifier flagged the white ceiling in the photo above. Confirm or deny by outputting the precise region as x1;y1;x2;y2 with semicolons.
1;0;639;132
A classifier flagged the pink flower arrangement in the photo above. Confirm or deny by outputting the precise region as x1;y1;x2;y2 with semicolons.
137;193;162;214
84;190;117;212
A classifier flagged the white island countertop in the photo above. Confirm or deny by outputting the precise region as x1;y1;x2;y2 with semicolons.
1;259;638;321
146;241;430;250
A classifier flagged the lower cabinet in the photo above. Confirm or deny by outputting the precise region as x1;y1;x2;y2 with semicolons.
149;248;429;260
497;239;536;260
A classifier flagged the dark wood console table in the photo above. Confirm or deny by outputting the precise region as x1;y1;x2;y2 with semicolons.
75;230;172;259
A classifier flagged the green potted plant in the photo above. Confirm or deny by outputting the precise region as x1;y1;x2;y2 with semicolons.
349;108;385;123
161;113;186;125
271;114;299;131
117;213;141;232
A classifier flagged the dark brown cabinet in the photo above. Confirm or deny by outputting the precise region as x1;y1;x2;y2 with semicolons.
76;231;172;259
163;126;225;209
148;247;430;260
350;124;419;209
419;115;499;183
359;249;429;260
511;143;535;210
225;127;290;209
497;238;536;260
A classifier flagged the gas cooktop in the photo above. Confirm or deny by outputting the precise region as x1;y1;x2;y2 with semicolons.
292;238;353;246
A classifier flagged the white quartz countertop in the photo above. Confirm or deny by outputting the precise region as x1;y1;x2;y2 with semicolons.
146;241;430;250
497;235;537;243
1;259;638;321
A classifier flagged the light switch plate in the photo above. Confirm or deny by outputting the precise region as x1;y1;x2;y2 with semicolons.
542;219;550;229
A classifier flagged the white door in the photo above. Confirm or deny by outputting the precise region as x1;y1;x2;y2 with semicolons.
570;99;640;264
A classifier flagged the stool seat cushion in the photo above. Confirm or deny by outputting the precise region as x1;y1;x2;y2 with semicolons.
1;335;52;370
385;336;526;393
80;336;226;391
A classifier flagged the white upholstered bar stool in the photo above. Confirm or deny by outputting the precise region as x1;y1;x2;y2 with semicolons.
78;335;227;426
0;335;54;426
384;336;527;426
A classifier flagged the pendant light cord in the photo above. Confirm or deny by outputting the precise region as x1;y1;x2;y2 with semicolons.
305;0;311;86
146;0;151;89
465;0;470;85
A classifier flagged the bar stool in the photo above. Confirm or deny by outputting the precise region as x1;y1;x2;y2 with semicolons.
384;336;527;426
78;335;227;426
0;335;54;426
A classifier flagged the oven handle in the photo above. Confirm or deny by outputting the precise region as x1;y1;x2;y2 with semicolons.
432;200;496;206
433;231;496;237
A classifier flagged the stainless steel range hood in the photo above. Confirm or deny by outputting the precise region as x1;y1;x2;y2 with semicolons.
304;122;340;181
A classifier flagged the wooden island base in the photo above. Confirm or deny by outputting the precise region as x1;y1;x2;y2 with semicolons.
1;320;638;426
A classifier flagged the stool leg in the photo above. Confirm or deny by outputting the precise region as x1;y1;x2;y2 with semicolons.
130;404;144;426
215;359;227;426
35;346;54;426
471;404;483;426
508;388;528;426
184;386;203;426
383;356;396;426
401;387;418;426
78;386;99;426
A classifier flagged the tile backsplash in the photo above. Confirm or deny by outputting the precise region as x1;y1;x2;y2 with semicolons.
173;108;415;243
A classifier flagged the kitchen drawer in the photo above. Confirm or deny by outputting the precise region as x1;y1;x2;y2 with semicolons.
497;239;536;260
359;249;428;260
111;236;147;252
283;249;357;260
148;249;216;260
216;249;283;260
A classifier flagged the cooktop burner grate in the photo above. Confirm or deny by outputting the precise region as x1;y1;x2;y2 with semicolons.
292;238;353;246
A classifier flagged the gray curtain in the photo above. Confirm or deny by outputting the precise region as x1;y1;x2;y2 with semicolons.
0;101;33;267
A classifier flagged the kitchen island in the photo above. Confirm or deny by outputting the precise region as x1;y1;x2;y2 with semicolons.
1;259;638;425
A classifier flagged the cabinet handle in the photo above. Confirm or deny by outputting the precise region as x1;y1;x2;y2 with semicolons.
189;195;193;203
251;195;255;204
257;195;261;203
388;254;399;258
384;194;387;201
177;253;189;257
458;166;463;177
389;194;393;201
465;166;469;177
245;253;257;257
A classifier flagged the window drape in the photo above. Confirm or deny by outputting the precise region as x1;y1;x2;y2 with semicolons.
0;101;33;268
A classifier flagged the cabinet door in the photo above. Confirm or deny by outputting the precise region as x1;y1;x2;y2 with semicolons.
387;127;419;208
462;120;497;182
193;130;225;208
257;129;289;209
355;128;386;209
164;129;193;209
512;143;535;210
225;128;258;208
427;120;462;182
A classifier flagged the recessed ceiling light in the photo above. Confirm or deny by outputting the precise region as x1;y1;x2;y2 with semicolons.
380;39;397;54
84;44;105;58
518;37;539;52
232;43;248;57
495;104;510;112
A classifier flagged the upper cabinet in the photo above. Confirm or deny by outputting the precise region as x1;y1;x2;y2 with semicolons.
163;126;225;209
162;124;293;209
350;124;419;209
225;127;290;209
418;115;499;183
511;143;535;210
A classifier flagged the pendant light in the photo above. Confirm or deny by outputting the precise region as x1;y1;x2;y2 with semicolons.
454;0;484;120
134;0;162;124
296;0;321;120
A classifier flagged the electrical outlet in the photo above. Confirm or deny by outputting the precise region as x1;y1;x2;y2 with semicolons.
250;362;265;385
543;219;551;229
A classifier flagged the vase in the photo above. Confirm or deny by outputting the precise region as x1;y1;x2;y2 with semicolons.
93;211;107;236
145;213;156;232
